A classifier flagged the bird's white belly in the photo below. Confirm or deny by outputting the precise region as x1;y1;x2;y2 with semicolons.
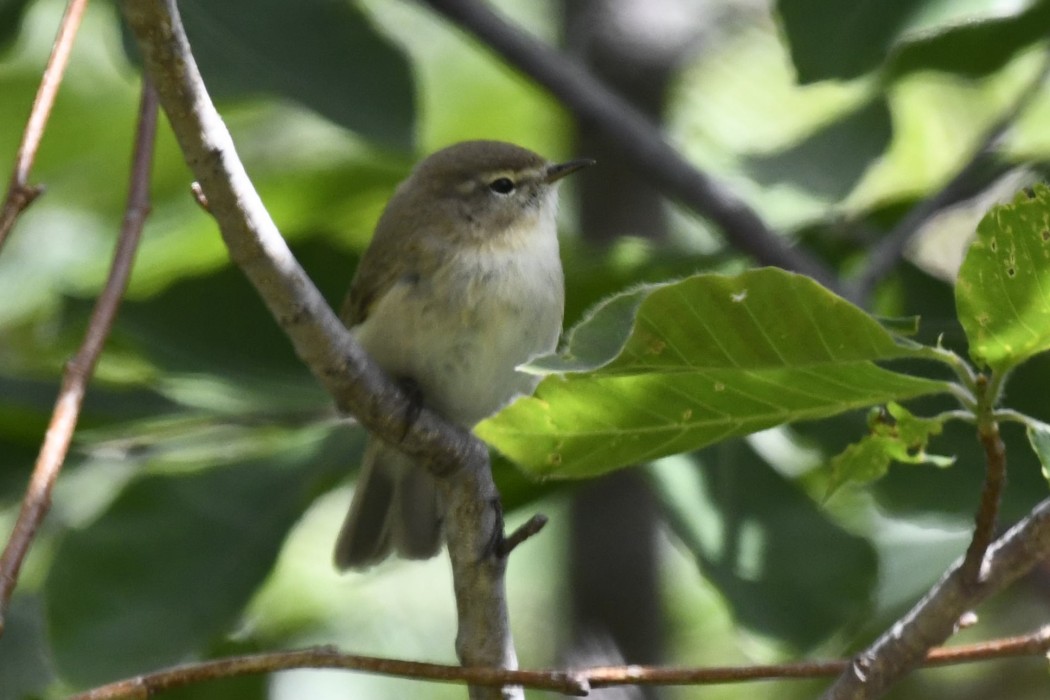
352;238;563;426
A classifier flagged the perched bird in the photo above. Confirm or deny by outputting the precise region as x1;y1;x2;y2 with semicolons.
334;140;592;569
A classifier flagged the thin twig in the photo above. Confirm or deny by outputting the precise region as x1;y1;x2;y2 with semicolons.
0;80;158;634
0;0;91;253
66;648;590;699
119;3;521;698
498;513;548;556
850;50;1050;303
420;0;840;291
821;497;1050;699
66;625;1050;699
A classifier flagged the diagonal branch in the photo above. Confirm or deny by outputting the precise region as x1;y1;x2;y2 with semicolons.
849;50;1050;303
821;496;1050;700
0;79;157;635
0;0;90;253
420;0;840;291
119;2;521;698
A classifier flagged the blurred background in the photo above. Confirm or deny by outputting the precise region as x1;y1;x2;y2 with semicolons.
2;0;1050;698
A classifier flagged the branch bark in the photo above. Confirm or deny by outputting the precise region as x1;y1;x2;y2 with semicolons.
66;624;1050;699
119;2;520;697
0;79;157;634
821;496;1050;699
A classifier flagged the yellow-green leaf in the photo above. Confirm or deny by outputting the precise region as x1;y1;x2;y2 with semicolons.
956;185;1050;372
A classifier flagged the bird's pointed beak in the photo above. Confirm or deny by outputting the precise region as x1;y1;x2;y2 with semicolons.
544;158;595;183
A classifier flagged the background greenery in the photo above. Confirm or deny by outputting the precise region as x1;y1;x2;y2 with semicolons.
1;0;1049;698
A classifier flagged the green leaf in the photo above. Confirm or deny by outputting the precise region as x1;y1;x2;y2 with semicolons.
132;0;416;149
0;595;55;699
653;448;877;647
956;185;1050;373
533;269;926;375
480;270;951;478
875;315;922;337
1026;419;1050;487
827;402;953;495
45;425;359;687
776;0;1046;83
743;96;892;201
888;0;1050;78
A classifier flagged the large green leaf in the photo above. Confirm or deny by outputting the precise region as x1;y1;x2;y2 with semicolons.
956;185;1050;373
776;0;1046;83
480;270;951;478
45;425;359;687
530;269;928;375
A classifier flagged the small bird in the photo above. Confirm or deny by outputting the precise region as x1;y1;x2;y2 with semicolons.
333;140;593;570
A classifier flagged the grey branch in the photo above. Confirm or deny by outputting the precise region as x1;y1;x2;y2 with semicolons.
421;0;840;291
119;2;519;698
821;496;1050;699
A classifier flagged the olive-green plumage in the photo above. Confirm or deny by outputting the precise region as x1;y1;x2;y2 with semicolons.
334;140;591;569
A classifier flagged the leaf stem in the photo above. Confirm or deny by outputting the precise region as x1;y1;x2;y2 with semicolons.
992;409;1044;427
918;345;978;388
930;409;977;425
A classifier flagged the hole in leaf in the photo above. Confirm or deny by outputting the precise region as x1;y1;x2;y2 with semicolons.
1007;267;1016;277
1043;230;1049;242
990;239;998;252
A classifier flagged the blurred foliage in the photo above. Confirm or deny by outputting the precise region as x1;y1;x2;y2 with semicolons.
776;0;1050;83
1;0;1050;699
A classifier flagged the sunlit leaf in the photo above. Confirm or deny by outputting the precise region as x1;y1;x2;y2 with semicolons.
956;185;1050;373
482;270;951;478
531;269;926;375
827;402;953;496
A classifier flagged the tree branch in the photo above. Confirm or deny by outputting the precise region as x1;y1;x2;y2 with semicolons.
849;50;1050;303
0;79;157;634
119;2;521;697
960;417;1008;582
419;0;840;291
821;496;1050;699
66;624;1050;699
0;0;90;253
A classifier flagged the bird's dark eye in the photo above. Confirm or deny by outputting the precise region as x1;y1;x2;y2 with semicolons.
488;177;516;195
